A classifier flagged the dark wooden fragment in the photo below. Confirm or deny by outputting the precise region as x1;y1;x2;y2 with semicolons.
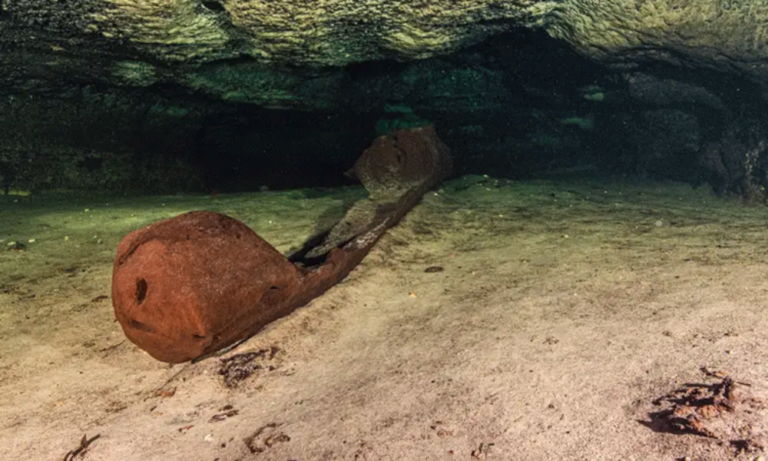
112;125;451;363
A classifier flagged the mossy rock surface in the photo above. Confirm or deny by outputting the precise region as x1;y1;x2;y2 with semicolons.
2;0;544;66
3;1;768;105
546;1;768;77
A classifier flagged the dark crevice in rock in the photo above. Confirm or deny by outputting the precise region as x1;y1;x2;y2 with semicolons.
201;0;226;13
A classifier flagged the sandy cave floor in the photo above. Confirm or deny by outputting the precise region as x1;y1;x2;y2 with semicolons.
1;174;768;461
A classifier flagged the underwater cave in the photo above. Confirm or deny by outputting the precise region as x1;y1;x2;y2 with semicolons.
4;2;768;460
2;28;767;197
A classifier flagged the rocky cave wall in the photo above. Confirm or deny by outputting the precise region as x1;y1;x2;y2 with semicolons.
3;1;768;197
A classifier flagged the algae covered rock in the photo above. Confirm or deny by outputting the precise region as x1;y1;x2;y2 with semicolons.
2;0;545;66
546;1;768;80
4;0;768;103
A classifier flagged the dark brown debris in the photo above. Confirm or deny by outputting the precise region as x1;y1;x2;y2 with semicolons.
424;266;444;273
209;405;239;422
646;368;766;450
471;442;495;459
63;434;100;461
244;423;290;454
218;346;281;388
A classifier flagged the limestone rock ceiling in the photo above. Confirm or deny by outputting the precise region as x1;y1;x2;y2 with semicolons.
4;1;768;198
1;0;546;65
546;0;768;79
2;1;768;96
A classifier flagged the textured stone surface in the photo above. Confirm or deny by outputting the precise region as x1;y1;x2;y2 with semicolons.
5;1;768;77
0;0;544;75
72;0;544;64
546;1;768;79
4;1;768;106
5;1;768;199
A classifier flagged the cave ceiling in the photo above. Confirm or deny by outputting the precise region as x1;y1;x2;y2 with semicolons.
3;1;768;107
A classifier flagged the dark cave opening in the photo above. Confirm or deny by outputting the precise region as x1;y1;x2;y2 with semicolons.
3;27;768;198
188;29;624;193
191;107;376;193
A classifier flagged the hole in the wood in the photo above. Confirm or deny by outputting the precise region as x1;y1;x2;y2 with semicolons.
135;278;148;304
